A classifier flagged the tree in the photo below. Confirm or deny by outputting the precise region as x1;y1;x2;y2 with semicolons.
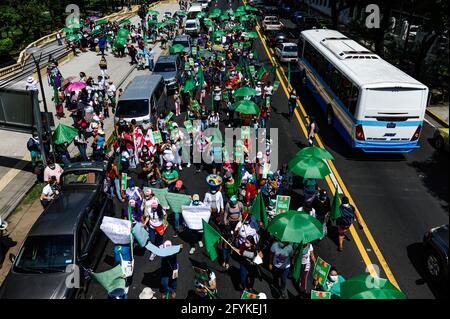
0;38;13;56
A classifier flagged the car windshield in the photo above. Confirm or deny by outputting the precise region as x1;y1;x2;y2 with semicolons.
116;99;149;118
284;45;298;52
62;170;101;185
14;235;73;274
186;22;197;28
154;62;176;73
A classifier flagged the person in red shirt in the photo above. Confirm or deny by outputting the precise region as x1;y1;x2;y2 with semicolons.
245;176;258;206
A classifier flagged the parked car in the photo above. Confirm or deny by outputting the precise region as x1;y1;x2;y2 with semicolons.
195;0;209;9
291;11;308;25
0;162;113;299
433;127;449;152
275;42;298;63
184;19;201;36
172;34;192;55
295;15;320;30
423;225;449;284
267;31;289;47
152;55;183;92
280;3;293;16
260;6;279;17
262;16;283;31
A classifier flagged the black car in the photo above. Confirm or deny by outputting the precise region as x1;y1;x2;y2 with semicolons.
267;31;289;47
260;5;279;17
0;162;114;299
423;225;449;284
295;15;321;31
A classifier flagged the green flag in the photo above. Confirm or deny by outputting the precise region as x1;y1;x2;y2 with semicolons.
198;65;205;89
249;192;268;228
91;265;126;293
257;65;267;81
165;192;191;213
202;219;222;261
330;185;341;221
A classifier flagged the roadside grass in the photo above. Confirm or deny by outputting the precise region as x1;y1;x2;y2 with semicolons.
9;182;43;217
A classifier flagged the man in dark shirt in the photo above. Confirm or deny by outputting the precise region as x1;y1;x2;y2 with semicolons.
313;189;331;236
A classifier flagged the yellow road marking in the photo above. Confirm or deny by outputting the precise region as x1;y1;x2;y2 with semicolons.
255;17;399;286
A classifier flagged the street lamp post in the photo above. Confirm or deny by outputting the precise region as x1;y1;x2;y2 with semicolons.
27;47;57;164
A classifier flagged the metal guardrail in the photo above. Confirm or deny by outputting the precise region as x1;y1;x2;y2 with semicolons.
426;109;449;128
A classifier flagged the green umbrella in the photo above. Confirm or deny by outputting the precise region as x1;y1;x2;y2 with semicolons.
242;31;258;39
66;34;81;41
245;5;259;12
248;14;258;20
113;37;128;48
225;8;234;15
147;19;158;26
164;19;176;25
233;10;246;17
203;19;214;27
233;100;260;115
62;27;74;33
289;156;331;179
148;10;160;15
95;18;108;26
211;8;222;16
232;25;244;32
176;11;188;17
240;16;250;23
156;22;167;29
236;5;246;12
91;28;102;36
169;43;186;54
294;146;335;161
197;12;207;19
220;14;230;21
340;274;406;299
211;30;226;38
53;123;79;145
267;210;324;244
209;11;221;19
119;19;131;25
233;86;257;97
117;28;129;38
191;100;201;110
183;77;196;93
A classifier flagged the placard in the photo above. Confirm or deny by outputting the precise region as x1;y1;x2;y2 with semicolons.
311;290;331;299
249;65;255;74
189;58;195;66
273;81;280;92
165;192;192;213
100;216;131;244
121;173;127;191
312;257;332;286
184;120;194;134
275;195;291;214
153;130;163;144
165;111;174;122
192;47;198;56
181;205;211;230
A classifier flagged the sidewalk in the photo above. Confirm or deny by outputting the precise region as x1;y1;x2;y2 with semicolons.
427;102;449;125
0;0;180;222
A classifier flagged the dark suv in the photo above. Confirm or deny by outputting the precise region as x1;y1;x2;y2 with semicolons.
0;162;113;299
423;224;449;284
152;55;183;92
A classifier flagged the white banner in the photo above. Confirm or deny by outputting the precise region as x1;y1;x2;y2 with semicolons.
100;216;131;244
182;205;211;230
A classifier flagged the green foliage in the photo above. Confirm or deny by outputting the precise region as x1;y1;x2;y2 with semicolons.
0;38;13;56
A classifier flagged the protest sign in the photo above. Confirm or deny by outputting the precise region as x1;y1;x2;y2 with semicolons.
273;81;281;92
312;257;332;286
249;65;255;74
262;163;271;179
132;222;149;247
184;120;194;134
311;290;331;299
165;111;174;122
192;47;197;56
241;291;260;299
185;63;191;71
121;173;127;191
100;216;131;245
266;96;271;108
145;242;181;257
189;58;195;66
144;187;170;209
153;130;163;144
182;205;211;230
166;192;192;213
275;195;291;214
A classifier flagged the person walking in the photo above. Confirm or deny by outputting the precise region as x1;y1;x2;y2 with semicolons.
313;189;331;237
188;194;205;255
288;89;297;122
74;130;88;161
148;46;155;71
40;176;59;208
98;35;107;56
298;243;316;297
269;241;294;299
56;32;63;46
99;56;108;78
238;235;259;292
336;196;363;252
144;201;167;261
160;240;179;299
307;116;318;146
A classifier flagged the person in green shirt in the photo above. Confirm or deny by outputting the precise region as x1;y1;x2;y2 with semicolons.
161;162;179;192
320;267;346;299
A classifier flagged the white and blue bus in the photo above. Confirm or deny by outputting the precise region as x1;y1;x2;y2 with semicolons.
298;29;429;153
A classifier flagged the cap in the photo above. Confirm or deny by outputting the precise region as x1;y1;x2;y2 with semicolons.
144;189;153;197
129;199;136;208
192;194;200;201
175;180;183;188
256;151;263;159
230;195;238;204
166;162;173;168
163;240;172;248
27;76;34;83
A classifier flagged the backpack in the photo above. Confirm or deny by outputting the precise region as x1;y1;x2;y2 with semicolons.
27;137;39;152
339;205;355;226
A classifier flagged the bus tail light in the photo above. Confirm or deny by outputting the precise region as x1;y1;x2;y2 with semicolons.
355;125;365;141
411;125;422;141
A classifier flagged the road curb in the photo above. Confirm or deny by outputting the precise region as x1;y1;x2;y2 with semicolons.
426;109;449;128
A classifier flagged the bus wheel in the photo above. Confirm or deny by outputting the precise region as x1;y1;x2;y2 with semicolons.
327;106;334;126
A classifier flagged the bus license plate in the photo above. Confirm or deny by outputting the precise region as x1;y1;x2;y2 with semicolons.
387;122;396;128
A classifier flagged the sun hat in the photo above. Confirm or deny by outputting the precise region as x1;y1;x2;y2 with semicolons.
27;76;34;83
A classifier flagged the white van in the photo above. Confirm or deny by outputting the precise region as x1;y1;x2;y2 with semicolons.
115;75;167;125
187;5;203;19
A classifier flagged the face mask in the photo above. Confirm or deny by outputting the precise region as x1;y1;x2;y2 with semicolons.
193;201;199;206
329;275;338;283
343;203;350;208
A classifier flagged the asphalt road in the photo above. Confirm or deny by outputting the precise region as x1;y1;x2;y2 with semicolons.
86;0;448;300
